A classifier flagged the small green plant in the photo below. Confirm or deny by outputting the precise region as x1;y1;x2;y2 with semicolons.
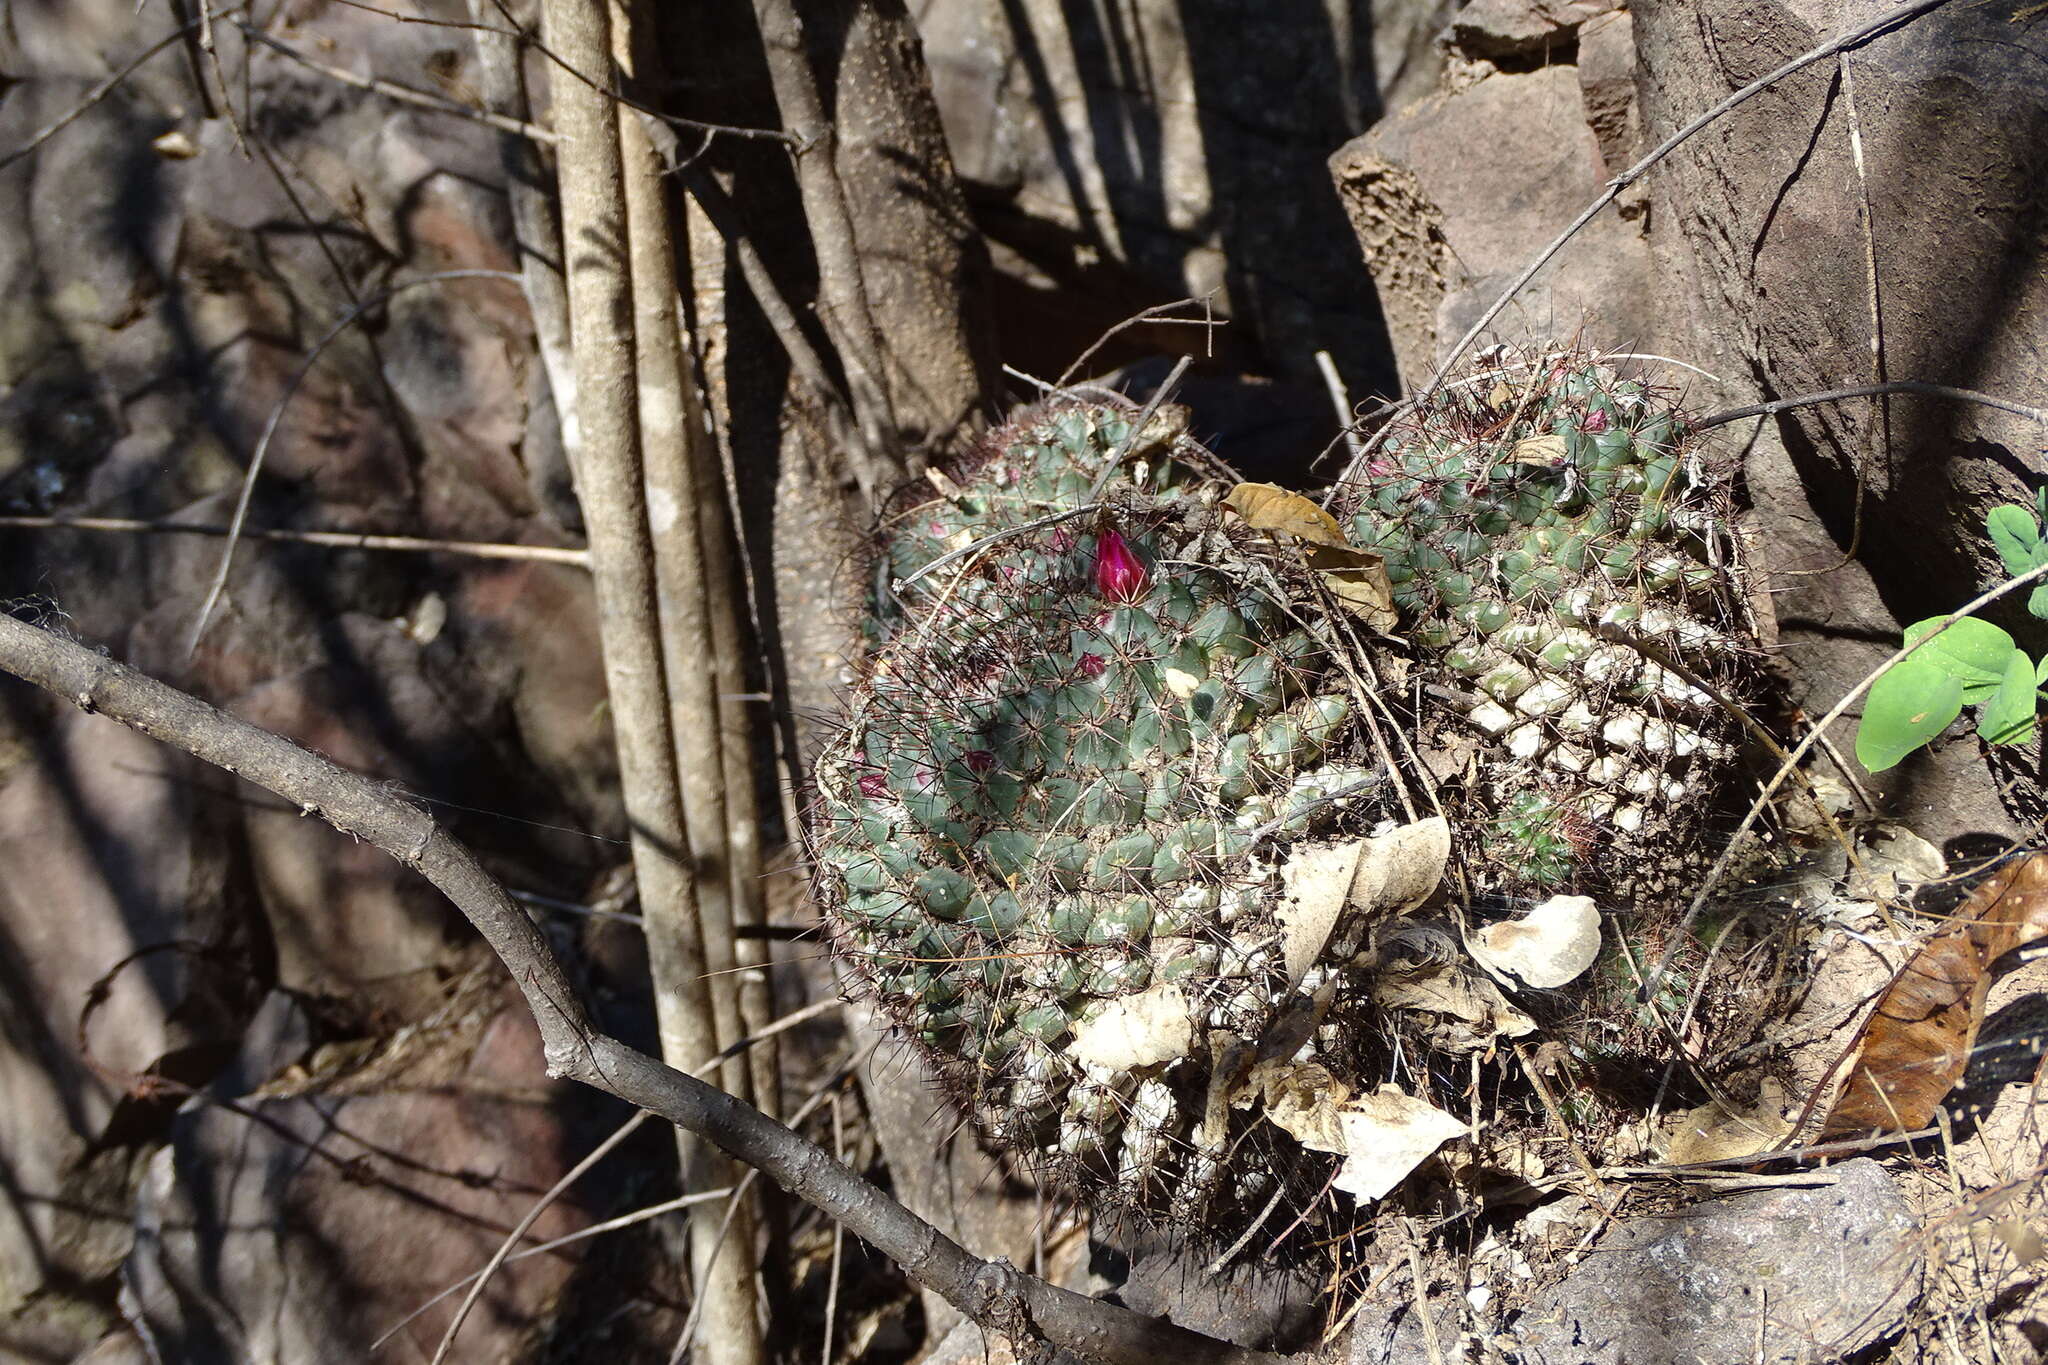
1855;494;2048;772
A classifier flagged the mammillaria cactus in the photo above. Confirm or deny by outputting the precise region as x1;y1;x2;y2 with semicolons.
1333;357;1761;898
806;355;1763;1239
813;401;1398;1226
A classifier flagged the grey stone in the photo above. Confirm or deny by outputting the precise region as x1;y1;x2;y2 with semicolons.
1510;1161;1920;1365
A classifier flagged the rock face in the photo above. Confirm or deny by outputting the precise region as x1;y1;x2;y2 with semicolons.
1327;0;2048;849
915;0;1456;394
1512;1160;1921;1365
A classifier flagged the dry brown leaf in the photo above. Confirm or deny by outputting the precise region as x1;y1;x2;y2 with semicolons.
1278;819;1449;983
1373;964;1537;1046
1223;482;1398;629
1468;894;1602;989
1068;982;1193;1070
1223;482;1350;546
1332;1088;1469;1202
1822;853;2048;1136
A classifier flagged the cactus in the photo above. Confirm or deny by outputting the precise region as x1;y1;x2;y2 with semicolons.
1332;357;1758;896
812;400;1391;1224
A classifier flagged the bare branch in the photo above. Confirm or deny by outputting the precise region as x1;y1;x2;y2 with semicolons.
0;613;1288;1365
0;515;588;566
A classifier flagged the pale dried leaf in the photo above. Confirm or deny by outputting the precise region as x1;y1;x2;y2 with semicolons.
1469;894;1602;988
1067;982;1193;1070
1333;1088;1469;1202
1246;1060;1353;1155
1657;1082;1792;1164
1347;817;1450;917
1373;964;1537;1042
1224;482;1349;547
1511;434;1568;466
1278;842;1363;984
152;129;200;160
1994;1221;2045;1266
1160;666;1202;699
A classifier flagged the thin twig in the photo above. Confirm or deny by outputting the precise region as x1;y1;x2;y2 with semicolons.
1331;0;1956;492
893;504;1102;594
433;1110;655;1364
0;515;589;566
1055;296;1221;388
1837;49;1888;567
1315;349;1365;470
1086;354;1192;502
1693;381;2048;433
0;19;219;172
183;269;525;657
239;23;560;143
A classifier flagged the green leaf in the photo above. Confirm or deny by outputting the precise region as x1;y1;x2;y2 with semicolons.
2037;651;2048;689
1903;616;2020;703
1856;654;1964;772
1979;649;2040;747
1986;504;2048;578
2031;582;2048;622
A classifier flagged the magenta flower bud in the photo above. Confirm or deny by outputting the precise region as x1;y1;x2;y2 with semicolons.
856;772;888;799
1077;652;1106;680
1581;407;1610;434
964;749;996;774
1093;526;1149;603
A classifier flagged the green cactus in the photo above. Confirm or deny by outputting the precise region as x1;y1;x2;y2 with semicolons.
1333;359;1756;895
813;400;1390;1223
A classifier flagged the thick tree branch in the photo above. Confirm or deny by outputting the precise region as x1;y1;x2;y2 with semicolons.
0;612;1285;1365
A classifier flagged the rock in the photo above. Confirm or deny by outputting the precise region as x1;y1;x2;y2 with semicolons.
1329;63;1654;382
918;0;1452;397
1511;1161;1920;1364
1443;0;1619;63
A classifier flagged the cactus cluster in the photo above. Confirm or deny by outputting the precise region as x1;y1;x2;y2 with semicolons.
1333;359;1757;896
807;356;1761;1234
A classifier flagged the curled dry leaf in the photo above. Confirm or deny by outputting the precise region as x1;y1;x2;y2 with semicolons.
1068;981;1194;1070
1238;1064;1469;1203
1657;1079;1793;1164
1223;482;1397;630
1373;963;1537;1047
1468;894;1603;989
1277;817;1450;983
1822;853;2048;1136
1332;1088;1470;1203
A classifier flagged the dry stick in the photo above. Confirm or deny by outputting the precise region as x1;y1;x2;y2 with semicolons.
0;515;589;566
1315;349;1365;470
614;0;751;1112
823;1095;846;1365
610;10;765;1359
467;0;584;476
239;22;559;143
750;0;900;478
540;7;749;1365
1837;50;1888;567
0;626;1289;1365
1330;0;1956;494
1641;558;2048;1003
183;269;523;657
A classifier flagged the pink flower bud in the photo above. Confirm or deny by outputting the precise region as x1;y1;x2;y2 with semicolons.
964;749;996;774
1093;526;1149;603
856;772;888;799
1077;652;1106;679
1581;407;1610;434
